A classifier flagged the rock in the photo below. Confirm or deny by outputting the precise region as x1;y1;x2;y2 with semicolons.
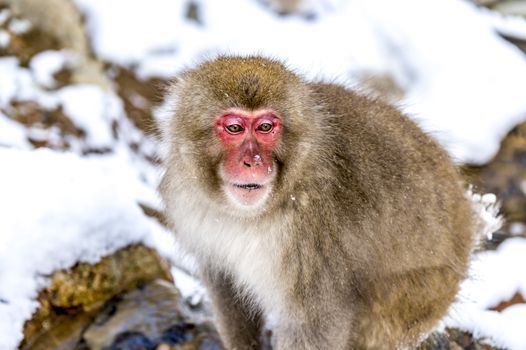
463;119;526;242
184;1;203;26
420;328;502;350
8;0;89;56
489;291;525;312
11;100;85;150
493;1;526;17
21;244;173;349
0;7;61;65
111;66;167;138
262;0;303;15
4;0;110;89
472;0;502;7
499;34;526;55
81;279;222;350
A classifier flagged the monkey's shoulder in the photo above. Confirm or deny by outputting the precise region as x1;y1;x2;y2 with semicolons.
309;82;413;130
308;81;453;172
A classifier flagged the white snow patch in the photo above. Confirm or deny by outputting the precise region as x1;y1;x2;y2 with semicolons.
0;57;123;150
72;0;186;66
467;190;503;241
0;30;9;48
447;238;526;350
54;84;122;149
8;18;31;34
361;0;526;165
509;222;525;236
30;50;76;88
0;9;10;26
0;57;40;105
171;267;205;307
0;112;29;149
0;148;175;350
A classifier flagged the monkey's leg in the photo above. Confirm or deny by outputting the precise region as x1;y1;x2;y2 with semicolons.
201;268;264;350
353;265;462;349
273;306;354;350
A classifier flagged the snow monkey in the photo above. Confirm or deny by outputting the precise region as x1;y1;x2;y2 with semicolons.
160;56;476;349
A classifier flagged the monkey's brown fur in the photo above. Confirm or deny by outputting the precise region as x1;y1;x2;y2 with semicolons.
160;56;476;349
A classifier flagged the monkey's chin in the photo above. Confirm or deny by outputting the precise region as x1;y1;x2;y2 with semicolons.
224;183;271;209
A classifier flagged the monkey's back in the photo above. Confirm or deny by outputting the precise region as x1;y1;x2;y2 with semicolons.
290;82;476;347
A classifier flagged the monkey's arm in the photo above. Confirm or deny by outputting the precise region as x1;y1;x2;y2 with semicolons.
201;267;264;350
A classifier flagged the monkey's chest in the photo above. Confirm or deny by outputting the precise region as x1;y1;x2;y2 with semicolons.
179;213;286;313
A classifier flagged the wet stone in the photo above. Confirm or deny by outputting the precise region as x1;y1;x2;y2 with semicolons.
81;279;222;350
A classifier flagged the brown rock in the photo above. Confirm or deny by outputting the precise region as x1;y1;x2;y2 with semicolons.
8;0;89;56
489;291;526;312
463;119;526;240
12;101;70;131
6;0;111;89
420;328;502;350
21;244;172;349
493;1;526;17
0;12;61;66
112;66;168;137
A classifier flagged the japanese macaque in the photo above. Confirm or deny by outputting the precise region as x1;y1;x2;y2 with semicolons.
159;56;477;349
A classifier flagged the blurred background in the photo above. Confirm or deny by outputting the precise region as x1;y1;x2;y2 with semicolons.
1;0;526;349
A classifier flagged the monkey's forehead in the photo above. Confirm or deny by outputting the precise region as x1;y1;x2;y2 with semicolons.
182;56;301;110
194;55;289;74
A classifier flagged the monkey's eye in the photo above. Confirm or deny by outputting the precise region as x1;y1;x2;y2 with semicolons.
256;123;273;133
225;124;244;134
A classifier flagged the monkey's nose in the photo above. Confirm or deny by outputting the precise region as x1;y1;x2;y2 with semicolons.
243;154;263;168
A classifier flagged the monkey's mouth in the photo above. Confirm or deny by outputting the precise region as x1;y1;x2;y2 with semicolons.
233;183;263;190
226;182;270;207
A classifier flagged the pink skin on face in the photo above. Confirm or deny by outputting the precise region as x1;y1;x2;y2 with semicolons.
215;110;281;206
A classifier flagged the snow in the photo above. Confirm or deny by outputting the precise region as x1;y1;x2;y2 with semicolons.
0;30;9;49
72;0;185;66
0;57;39;105
447;238;526;349
1;0;526;348
509;221;526;236
171;266;206;308
30;50;75;88
467;190;503;241
0;112;29;149
0;9;10;26
0;56;122;150
54;84;121;149
8;18;31;34
482;7;526;40
73;0;526;164
0;148;177;350
360;0;526;164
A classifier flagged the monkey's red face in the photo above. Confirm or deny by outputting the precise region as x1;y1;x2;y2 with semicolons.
215;110;281;207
